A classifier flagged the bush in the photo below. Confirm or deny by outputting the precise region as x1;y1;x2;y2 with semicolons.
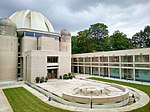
35;77;40;83
68;73;73;79
40;76;44;83
63;74;69;79
44;76;48;82
59;75;62;79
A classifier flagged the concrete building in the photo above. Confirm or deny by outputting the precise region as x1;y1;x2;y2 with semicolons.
0;9;71;82
72;48;150;82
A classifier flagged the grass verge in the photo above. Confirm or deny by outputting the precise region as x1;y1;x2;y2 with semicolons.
3;87;70;112
88;77;150;112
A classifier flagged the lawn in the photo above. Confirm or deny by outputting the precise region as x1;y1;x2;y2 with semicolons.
3;87;70;112
88;77;150;112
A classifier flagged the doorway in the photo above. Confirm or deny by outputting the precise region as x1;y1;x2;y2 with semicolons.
47;69;58;79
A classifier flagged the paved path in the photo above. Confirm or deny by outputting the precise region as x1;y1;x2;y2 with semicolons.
0;89;13;112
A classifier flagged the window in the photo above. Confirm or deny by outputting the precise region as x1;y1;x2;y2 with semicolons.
100;57;108;62
79;58;83;62
135;55;149;62
35;33;43;37
85;57;91;62
24;32;34;37
109;56;119;62
92;57;98;62
47;57;58;63
121;56;133;62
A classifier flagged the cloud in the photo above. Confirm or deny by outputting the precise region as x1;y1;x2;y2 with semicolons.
0;0;150;38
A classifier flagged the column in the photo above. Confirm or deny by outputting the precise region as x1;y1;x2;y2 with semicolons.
133;55;135;81
119;56;121;79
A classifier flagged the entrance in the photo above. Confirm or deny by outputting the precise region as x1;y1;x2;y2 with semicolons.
47;69;58;79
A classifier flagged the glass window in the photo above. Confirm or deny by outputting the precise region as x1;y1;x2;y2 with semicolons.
79;66;84;74
52;35;59;40
109;56;119;62
135;55;149;62
135;64;150;68
47;57;58;63
44;34;52;37
79;58;83;62
121;64;133;67
35;33;43;37
92;57;98;62
85;67;91;74
110;68;120;78
109;64;119;66
121;69;133;80
121;56;133;62
92;67;99;76
135;69;150;82
85;57;91;62
73;58;78;62
24;32;34;37
100;57;108;62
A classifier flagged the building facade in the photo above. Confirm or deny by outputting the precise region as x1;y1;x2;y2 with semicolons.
72;48;150;82
0;10;71;82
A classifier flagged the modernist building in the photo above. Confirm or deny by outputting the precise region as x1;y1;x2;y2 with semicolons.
0;9;71;82
72;48;150;82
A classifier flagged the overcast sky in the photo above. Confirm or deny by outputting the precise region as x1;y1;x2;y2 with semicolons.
0;0;150;38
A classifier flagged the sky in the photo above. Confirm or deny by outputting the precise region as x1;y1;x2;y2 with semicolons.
0;0;150;38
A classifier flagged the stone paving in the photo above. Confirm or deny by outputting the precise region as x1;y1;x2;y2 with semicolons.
0;89;13;112
36;78;124;97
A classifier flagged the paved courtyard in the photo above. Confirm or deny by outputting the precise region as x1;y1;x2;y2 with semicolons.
36;76;123;97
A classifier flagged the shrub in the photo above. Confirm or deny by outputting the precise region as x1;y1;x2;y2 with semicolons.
63;74;68;79
59;75;62;79
40;76;44;83
44;76;48;82
35;77;40;83
68;73;73;79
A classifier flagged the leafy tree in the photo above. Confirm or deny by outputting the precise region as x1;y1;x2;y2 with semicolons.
72;23;110;53
88;23;109;51
88;23;109;39
72;30;92;53
110;30;132;50
132;26;150;48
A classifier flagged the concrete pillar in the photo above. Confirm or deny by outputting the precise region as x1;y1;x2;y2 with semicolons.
133;55;135;81
119;56;121;79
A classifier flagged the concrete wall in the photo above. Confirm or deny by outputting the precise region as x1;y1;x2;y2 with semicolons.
21;36;37;56
24;50;71;82
59;52;71;76
0;36;18;81
38;36;59;51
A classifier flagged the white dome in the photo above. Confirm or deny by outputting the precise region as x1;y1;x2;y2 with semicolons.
9;9;54;32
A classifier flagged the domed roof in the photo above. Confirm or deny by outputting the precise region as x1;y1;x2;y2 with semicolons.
9;9;54;32
0;18;16;27
60;28;71;36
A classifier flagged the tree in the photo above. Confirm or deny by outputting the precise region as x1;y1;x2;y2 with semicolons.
110;30;132;50
88;23;109;51
72;30;92;53
88;23;109;39
132;26;150;48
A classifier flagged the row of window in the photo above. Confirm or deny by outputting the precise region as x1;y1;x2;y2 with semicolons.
72;66;150;82
72;64;150;68
72;55;150;63
24;32;60;40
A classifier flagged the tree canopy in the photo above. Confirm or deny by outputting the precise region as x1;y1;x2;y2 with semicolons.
132;25;150;48
72;23;150;54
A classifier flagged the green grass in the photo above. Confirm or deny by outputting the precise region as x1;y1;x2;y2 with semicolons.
3;87;70;112
88;77;150;112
